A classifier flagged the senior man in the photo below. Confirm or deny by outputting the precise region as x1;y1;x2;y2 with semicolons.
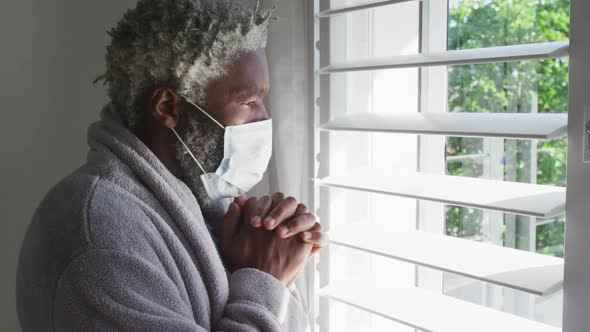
16;1;327;331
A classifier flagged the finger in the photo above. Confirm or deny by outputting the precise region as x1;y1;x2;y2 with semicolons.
250;195;272;228
301;226;329;250
217;203;241;249
242;197;260;227
306;222;323;234
310;233;330;256
311;245;322;255
293;203;309;217
233;195;248;208
305;223;326;255
276;213;316;239
263;196;298;230
268;192;285;211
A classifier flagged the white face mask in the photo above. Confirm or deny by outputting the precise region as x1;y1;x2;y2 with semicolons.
171;95;273;201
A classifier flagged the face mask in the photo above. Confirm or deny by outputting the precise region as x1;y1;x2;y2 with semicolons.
171;95;273;201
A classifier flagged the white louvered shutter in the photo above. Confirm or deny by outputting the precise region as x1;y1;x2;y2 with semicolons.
308;0;569;331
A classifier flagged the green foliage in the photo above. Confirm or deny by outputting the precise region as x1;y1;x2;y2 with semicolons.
536;217;566;257
537;138;567;186
445;206;483;238
445;0;569;257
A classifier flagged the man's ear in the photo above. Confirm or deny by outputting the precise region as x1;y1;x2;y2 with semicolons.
150;87;183;129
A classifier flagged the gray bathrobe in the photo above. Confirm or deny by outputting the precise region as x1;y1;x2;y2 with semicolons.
16;105;309;331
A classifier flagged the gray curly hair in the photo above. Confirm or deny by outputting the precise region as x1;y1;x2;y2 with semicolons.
97;0;274;131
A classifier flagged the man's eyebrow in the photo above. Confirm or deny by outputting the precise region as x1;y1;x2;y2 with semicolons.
232;85;268;99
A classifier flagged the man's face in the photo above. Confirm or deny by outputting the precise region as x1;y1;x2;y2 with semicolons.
174;48;271;208
204;48;270;127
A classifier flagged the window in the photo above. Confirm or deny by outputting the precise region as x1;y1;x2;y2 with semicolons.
310;0;570;331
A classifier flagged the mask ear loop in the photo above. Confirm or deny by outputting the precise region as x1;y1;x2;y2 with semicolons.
171;127;207;175
179;93;225;130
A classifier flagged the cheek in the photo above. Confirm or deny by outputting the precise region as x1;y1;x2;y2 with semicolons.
221;103;251;126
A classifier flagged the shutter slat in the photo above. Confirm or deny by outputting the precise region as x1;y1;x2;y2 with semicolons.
330;228;563;295
316;172;565;218
321;285;561;332
321;112;568;140
319;41;568;73
317;0;416;18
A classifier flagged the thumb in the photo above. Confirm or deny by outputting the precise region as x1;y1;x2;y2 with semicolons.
218;202;241;247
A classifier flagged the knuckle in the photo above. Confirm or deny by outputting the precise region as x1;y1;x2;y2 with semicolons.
285;196;298;205
272;192;285;200
274;204;287;214
288;217;305;228
304;213;316;223
288;214;315;231
308;231;323;243
258;196;270;209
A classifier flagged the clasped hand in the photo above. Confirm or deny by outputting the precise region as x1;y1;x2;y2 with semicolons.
216;193;329;286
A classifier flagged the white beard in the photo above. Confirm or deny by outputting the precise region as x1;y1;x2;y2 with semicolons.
175;107;224;211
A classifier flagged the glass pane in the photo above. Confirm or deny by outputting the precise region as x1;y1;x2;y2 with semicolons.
329;246;415;290
323;247;416;332
444;0;568;327
320;186;418;234
325;131;418;176
326;299;414;332
536;217;565;257
329;68;419;118
446;136;567;186
448;59;569;114
326;1;420;64
443;207;564;327
448;0;570;50
443;272;563;328
328;0;399;7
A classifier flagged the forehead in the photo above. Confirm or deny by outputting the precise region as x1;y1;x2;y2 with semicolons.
225;49;269;94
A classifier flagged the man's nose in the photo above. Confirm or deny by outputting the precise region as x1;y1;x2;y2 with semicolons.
256;103;270;121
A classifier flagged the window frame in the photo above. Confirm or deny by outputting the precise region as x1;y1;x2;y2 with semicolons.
306;0;584;330
562;0;590;330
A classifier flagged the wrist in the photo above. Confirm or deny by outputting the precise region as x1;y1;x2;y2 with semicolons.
257;265;290;286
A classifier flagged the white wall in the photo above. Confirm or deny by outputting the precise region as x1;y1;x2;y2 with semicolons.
0;1;136;330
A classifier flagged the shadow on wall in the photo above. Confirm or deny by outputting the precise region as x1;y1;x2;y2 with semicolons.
0;1;138;330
